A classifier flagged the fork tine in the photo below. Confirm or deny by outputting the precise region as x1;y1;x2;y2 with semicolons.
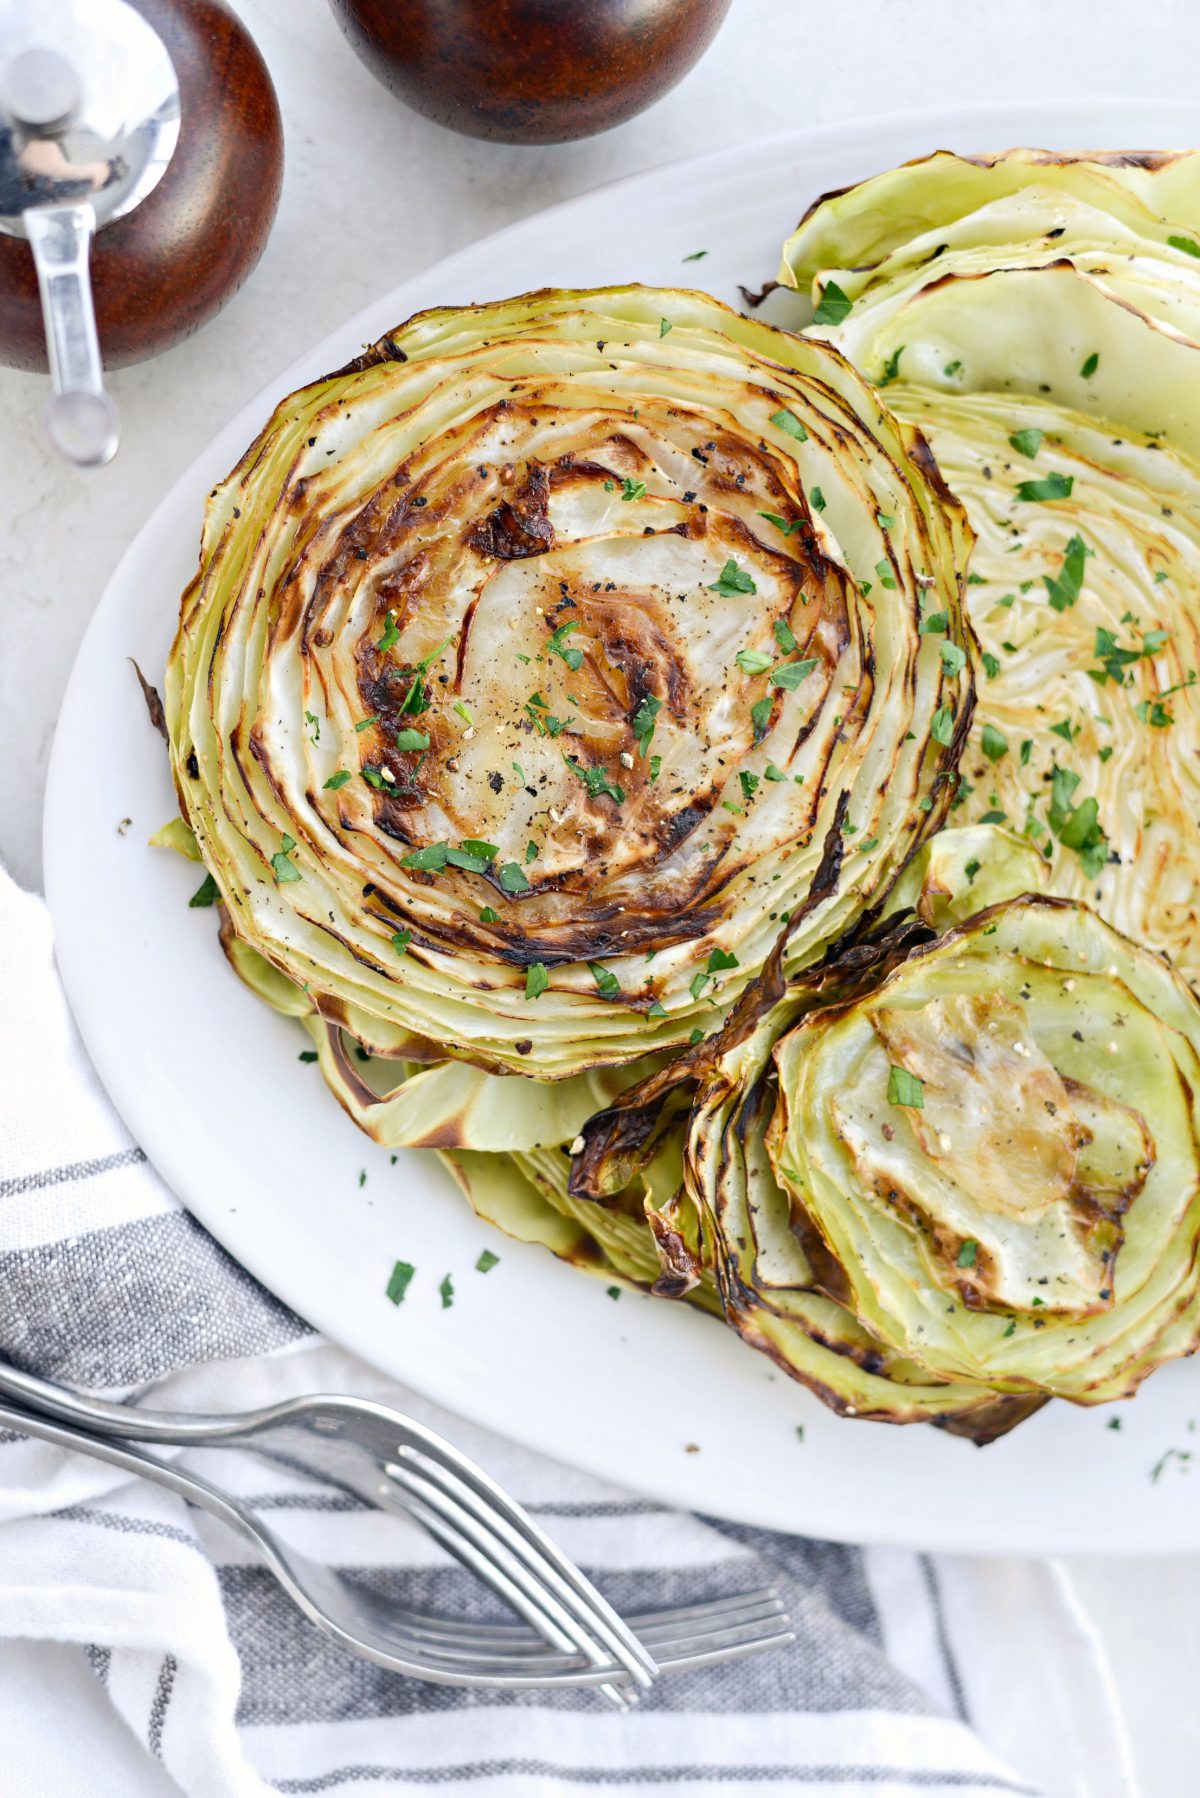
399;1594;792;1672
392;1424;659;1688
390;1462;635;1709
394;1476;636;1708
393;1441;658;1690
398;1590;787;1654
655;1622;797;1675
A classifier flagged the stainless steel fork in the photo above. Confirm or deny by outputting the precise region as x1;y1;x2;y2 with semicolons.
0;1364;793;1697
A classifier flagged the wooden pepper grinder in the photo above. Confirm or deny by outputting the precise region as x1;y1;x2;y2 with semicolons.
328;0;733;145
0;0;283;466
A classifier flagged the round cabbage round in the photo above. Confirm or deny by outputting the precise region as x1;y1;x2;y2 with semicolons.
785;148;1200;989
167;285;972;1083
761;895;1200;1407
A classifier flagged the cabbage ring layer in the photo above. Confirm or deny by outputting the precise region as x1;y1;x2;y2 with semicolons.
758;896;1200;1407
167;286;971;1079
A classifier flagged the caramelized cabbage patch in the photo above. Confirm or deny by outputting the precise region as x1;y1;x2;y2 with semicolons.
787;148;1200;988
166;286;971;1096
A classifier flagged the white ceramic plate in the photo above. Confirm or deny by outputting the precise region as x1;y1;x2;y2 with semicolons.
46;99;1200;1554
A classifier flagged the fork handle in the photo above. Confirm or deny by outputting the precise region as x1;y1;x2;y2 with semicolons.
0;1397;257;1531
0;1357;253;1442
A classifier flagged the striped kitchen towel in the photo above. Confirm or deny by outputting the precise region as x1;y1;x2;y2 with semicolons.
0;864;1136;1798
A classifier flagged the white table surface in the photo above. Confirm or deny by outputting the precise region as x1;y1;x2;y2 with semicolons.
1;0;1197;1789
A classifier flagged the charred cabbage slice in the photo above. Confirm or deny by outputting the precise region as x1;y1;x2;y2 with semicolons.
562;828;1056;1440
893;388;1200;983
767;897;1200;1405
788;149;1200;989
167;285;971;1085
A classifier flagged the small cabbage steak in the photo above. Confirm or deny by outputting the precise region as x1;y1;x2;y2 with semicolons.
165;283;972;1125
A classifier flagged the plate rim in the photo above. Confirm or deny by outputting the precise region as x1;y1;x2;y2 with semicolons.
45;95;1200;1554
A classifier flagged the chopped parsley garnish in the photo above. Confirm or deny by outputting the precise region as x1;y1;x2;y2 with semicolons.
298;1049;318;1062
957;1239;979;1268
394;728;430;752
564;755;624;803
525;693;574;738
1047;765;1108;877
376;612;401;653
498;861;530;894
355;714;380;732
710;558;757;597
392;929;412;955
446;845;492;874
453;701;473;725
589;961;621;1000
631;693;663;756
547;620;584;671
764;762;786;781
476;1249;500;1273
982;652;1001;678
769;657;818;690
758;511;802;536
887;1065;924;1108
648;753;663;782
750;694;773;741
980;723;1009;761
965;858;981;881
683;249;708;261
439;1274;454;1309
1049;719;1077;742
739;770;759;801
525;963;549;1001
770;408;808;442
875;558;898;590
189;873;219;908
919;609;949;636
305;710;320;743
621;476;647;501
944;359;962;377
361;767;391;790
1135;697;1175;728
1091;628;1140;684
879;344;904;385
939;640;968;677
1016;471;1074;503
659;318;672;338
931;705;955;747
479;906;500;922
1080;352;1100;378
810;487;826;513
1169;234;1200;257
1043;533;1089;612
271;835;301;883
386;1261;415;1305
707;947;739;974
323;769;352;790
812;280;853;326
403;843;449;872
524;840;538;864
736;647;774;675
1008;427;1044;459
774;619;798;654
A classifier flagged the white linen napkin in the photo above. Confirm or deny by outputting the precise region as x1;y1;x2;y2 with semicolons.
0;863;1137;1798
